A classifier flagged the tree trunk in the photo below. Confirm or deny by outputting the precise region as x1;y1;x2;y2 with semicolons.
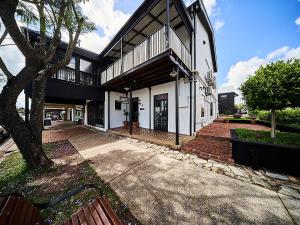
271;109;276;138
0;69;53;169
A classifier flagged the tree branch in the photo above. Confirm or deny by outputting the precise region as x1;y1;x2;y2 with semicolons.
0;0;39;60
0;57;13;79
0;29;8;46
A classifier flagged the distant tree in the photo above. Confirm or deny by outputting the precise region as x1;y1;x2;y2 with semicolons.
240;59;300;138
0;0;95;168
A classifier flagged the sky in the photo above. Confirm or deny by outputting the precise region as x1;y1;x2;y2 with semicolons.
0;0;300;106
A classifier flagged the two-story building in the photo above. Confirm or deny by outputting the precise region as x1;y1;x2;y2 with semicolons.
24;0;218;145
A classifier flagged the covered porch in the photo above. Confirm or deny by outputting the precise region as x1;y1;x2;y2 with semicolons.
109;127;194;149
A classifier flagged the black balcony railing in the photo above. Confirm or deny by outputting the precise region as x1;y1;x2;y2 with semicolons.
50;66;100;86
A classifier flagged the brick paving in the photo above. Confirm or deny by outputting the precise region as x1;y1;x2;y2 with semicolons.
42;125;95;143
110;127;194;149
181;122;270;164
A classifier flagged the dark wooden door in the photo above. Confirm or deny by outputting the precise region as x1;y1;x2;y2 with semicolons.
154;94;168;131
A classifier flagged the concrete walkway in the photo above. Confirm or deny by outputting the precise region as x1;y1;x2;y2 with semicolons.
69;130;299;225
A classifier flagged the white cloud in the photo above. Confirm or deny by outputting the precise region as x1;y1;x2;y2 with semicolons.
214;20;224;31
221;46;300;102
202;0;217;16
266;46;289;60
80;0;130;38
295;17;300;27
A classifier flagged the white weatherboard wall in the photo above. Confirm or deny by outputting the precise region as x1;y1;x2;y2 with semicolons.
132;79;191;135
193;13;218;131
105;92;126;129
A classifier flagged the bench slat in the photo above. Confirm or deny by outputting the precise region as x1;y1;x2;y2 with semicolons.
0;196;18;225
23;203;34;225
71;213;79;225
87;202;103;225
82;206;96;225
78;209;87;225
92;199;111;225
98;198;122;225
8;197;25;225
17;202;29;225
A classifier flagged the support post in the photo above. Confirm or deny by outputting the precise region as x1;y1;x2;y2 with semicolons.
193;77;196;133
149;87;151;129
108;91;110;129
166;0;170;49
120;36;123;73
175;68;179;145
129;84;133;135
25;94;29;123
193;11;197;134
75;56;80;84
189;80;192;136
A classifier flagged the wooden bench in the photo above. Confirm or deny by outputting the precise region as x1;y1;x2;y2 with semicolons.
0;184;122;225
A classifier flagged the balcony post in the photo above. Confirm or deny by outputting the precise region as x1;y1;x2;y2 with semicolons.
175;67;179;145
129;84;133;135
75;56;80;84
165;0;170;49
121;37;123;73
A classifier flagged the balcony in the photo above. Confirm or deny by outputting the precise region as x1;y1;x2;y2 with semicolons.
101;26;191;86
51;66;101;86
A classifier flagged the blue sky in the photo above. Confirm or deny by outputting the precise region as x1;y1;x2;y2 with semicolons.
1;0;300;106
102;0;300;92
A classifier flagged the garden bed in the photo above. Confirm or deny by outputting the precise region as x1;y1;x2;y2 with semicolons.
231;129;300;176
0;141;140;225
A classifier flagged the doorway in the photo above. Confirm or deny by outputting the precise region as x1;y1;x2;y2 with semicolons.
154;94;168;131
132;98;139;122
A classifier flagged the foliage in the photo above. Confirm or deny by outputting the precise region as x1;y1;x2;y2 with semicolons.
256;108;300;125
0;142;136;224
235;129;300;147
240;59;300;111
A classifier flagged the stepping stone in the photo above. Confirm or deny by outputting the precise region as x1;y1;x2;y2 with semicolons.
279;185;300;200
252;175;272;189
266;171;288;180
278;193;300;225
229;166;249;178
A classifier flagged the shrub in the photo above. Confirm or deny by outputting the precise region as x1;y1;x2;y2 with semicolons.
257;108;300;125
233;113;242;119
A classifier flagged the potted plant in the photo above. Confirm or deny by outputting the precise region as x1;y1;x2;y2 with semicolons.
123;110;129;127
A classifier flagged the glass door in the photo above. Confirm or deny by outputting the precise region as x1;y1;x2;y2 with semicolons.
154;94;168;131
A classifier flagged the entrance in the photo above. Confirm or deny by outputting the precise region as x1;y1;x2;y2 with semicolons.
154;94;168;131
132;98;139;122
87;101;105;128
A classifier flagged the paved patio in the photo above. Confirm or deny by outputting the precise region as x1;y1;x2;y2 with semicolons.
68;127;299;225
110;127;194;149
181;122;270;163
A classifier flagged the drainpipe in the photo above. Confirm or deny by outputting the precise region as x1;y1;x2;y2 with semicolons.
193;10;197;134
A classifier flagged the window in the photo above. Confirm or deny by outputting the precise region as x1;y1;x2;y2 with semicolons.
201;102;205;117
80;59;93;73
210;102;214;116
115;100;121;110
220;94;227;99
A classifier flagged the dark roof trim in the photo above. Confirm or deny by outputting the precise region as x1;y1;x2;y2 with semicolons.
21;27;98;61
98;0;194;60
188;0;218;72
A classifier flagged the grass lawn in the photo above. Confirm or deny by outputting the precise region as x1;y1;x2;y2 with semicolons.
0;141;139;225
235;129;300;147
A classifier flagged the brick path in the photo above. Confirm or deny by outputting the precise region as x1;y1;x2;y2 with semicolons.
181;122;270;164
42;126;95;143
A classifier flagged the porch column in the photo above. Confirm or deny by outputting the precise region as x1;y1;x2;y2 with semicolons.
129;85;133;135
193;76;197;133
175;68;179;145
108;91;110;129
149;87;151;129
25;94;29;123
189;80;192;136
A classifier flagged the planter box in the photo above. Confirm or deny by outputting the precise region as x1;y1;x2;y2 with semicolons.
225;119;251;124
231;129;300;176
